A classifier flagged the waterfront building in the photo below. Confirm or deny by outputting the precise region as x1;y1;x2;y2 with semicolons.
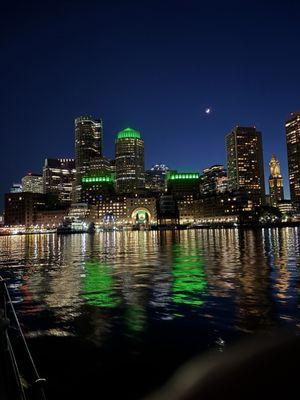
67;203;95;221
115;127;145;193
43;158;76;204
200;165;228;195
126;197;157;227
145;164;170;192
22;173;44;194
226;126;265;205
95;196;128;227
286;111;300;209
196;190;255;225
4;192;64;227
81;173;116;204
277;200;294;215
75;115;103;184
268;154;284;207
4;192;46;226
157;194;179;226
94;195;157;228
9;183;22;193
166;172;201;224
177;195;199;224
35;209;67;228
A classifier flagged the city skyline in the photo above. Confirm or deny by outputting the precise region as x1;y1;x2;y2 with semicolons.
2;0;300;204
1;114;295;202
2;3;300;399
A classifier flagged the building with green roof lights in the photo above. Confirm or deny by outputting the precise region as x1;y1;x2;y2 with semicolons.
167;172;200;181
117;127;141;140
167;172;201;198
82;175;115;183
115;127;145;193
81;173;116;204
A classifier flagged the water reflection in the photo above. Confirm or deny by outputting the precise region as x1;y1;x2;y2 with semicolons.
171;242;206;307
83;261;119;308
0;228;300;342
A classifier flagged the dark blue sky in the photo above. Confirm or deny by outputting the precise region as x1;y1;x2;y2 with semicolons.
1;0;300;205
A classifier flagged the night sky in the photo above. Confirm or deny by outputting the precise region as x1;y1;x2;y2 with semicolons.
1;0;300;207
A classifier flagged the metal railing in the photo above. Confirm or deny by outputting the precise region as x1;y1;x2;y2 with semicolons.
0;277;46;400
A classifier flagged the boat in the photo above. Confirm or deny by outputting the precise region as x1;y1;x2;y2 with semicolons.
57;218;94;234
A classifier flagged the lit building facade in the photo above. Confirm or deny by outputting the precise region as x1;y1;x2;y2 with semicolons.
22;173;44;194
167;172;200;224
4;192;46;226
157;195;179;225
115;127;145;194
67;203;95;220
126;197;157;227
94;196;157;228
196;191;256;225
10;183;22;193
75;115;103;184
145;164;170;192
200;165;228;195
35;209;67;228
167;172;200;195
268;154;284;207
43;158;76;204
81;174;116;204
226;126;265;205
286;112;300;209
277;200;294;215
95;196;128;227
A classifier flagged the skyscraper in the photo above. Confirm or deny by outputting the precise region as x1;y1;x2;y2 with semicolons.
268;154;284;207
286;111;300;209
43;158;76;204
115;127;145;193
226;126;265;205
22;173;44;194
75;116;103;184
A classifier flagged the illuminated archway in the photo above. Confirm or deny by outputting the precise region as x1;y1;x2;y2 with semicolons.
131;207;152;225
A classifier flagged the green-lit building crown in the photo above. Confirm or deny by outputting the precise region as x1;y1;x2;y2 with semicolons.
167;172;200;181
117;127;141;140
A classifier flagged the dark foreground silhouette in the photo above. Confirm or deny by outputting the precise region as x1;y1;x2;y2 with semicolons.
24;331;300;400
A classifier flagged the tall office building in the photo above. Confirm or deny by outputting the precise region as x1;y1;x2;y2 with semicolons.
226;126;265;205
115;127;145;193
286;111;300;209
200;165;228;195
43;158;76;204
75;115;103;184
22;173;44;194
268;154;284;207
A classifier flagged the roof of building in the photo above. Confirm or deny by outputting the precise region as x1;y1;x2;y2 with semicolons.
117;127;141;139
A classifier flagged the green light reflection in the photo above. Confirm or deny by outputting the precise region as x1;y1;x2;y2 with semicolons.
125;304;146;334
83;261;119;308
172;244;207;307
